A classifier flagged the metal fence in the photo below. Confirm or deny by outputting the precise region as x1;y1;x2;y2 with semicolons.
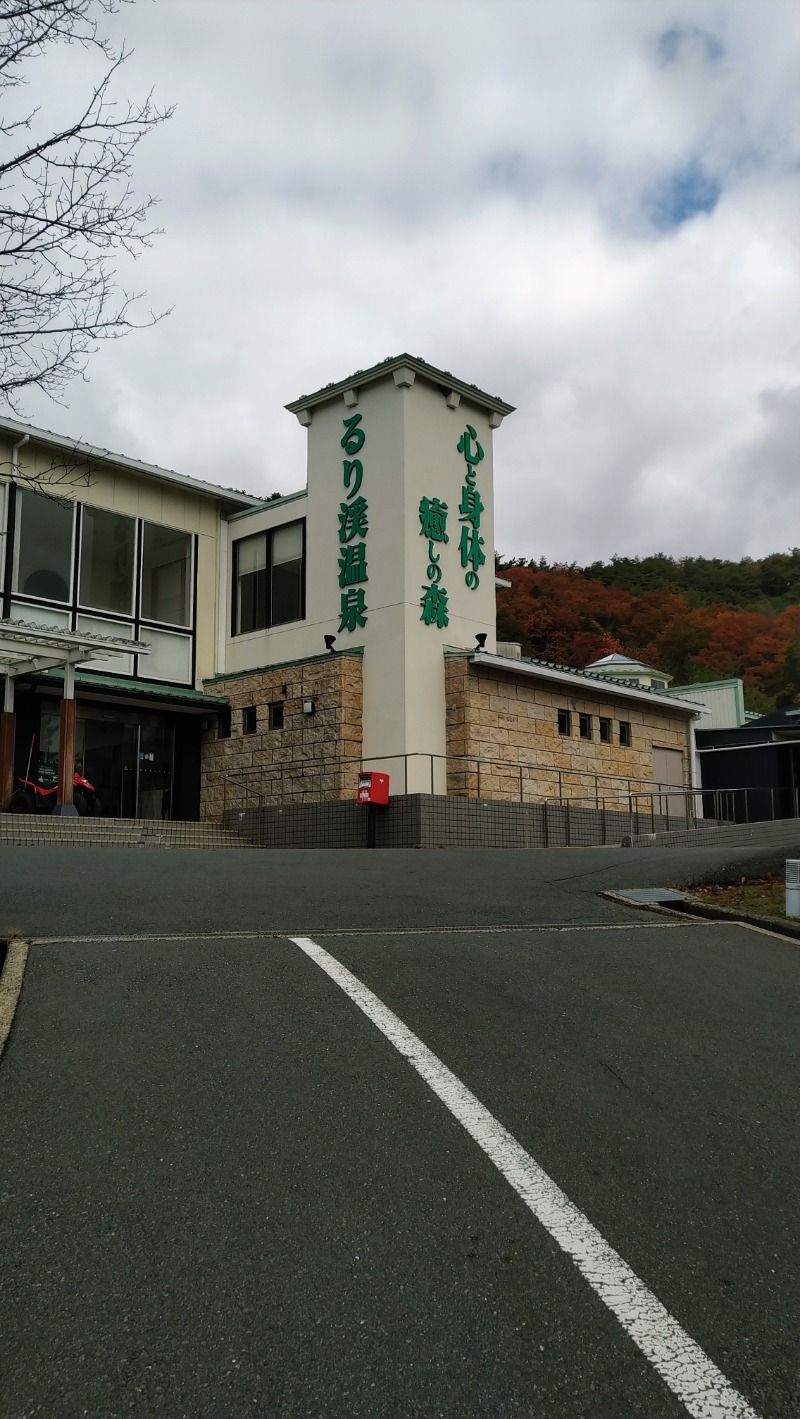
216;752;662;818
213;753;800;840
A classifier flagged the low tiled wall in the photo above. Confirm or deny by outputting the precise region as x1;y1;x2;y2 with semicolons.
224;794;683;850
626;817;800;851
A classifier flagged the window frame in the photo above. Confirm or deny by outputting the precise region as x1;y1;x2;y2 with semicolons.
557;708;571;736
11;486;76;606
268;701;285;731
2;486;198;689
599;716;612;743
77;502;139;619
231;519;306;637
242;706;257;735
619;720;632;747
138;519;194;630
578;712;592;740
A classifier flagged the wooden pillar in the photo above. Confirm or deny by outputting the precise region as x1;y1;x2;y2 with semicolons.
55;662;78;816
0;675;15;809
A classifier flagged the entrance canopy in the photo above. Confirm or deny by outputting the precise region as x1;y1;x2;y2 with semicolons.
0;618;151;812
0;616;150;679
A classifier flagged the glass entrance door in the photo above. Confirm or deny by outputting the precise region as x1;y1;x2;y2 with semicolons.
39;702;176;818
81;716;139;817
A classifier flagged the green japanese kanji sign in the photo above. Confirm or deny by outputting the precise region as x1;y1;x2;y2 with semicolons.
420;583;449;628
457;424;485;589
338;495;368;544
339;586;368;632
337;415;368;631
419;496;449;621
338;542;368;587
418;496;449;543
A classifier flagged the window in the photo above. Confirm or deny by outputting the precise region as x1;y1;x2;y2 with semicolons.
14;489;73;602
557;708;571;735
599;716;612;743
79;505;135;614
268;701;284;731
242;706;257;735
271;522;303;626
579;713;592;739
141;522;191;626
619;721;632;746
217;708;231;740
232;520;304;635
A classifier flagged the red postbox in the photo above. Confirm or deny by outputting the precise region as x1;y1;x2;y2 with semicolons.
357;771;390;805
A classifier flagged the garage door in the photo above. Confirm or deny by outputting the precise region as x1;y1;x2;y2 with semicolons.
652;747;684;819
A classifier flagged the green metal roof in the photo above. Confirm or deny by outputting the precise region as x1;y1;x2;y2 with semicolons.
39;669;229;708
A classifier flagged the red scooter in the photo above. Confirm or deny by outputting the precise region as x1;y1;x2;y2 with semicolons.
8;743;102;816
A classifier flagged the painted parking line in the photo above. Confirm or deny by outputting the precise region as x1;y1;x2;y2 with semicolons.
290;933;762;1419
27;920;722;945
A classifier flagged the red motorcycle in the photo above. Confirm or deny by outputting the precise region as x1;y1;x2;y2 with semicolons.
8;763;102;816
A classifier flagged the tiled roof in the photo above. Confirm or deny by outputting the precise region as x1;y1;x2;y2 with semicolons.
519;653;676;698
286;353;515;415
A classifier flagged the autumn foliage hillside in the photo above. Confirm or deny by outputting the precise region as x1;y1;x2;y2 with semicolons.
495;552;800;712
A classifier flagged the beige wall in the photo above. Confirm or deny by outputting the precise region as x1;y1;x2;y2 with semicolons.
445;656;694;805
0;435;223;685
222;367;505;792
200;651;363;819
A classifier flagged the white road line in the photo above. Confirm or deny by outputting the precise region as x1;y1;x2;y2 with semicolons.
28;921;717;945
289;933;762;1419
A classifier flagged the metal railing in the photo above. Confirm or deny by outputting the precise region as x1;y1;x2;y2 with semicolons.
214;751;662;818
210;750;800;838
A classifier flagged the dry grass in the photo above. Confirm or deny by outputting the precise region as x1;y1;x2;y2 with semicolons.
689;875;788;919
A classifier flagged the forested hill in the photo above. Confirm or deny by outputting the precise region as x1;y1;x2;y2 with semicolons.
580;551;800;610
495;551;800;713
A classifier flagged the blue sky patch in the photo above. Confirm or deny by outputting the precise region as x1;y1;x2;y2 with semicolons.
657;25;724;66
648;163;721;229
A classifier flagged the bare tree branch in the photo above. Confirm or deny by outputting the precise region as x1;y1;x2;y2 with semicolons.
0;0;173;407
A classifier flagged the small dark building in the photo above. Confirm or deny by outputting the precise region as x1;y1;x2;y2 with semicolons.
696;705;800;822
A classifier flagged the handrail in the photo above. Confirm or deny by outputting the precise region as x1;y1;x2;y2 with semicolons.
210;748;800;832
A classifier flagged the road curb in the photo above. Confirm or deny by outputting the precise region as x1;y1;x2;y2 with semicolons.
602;889;800;943
0;938;30;1061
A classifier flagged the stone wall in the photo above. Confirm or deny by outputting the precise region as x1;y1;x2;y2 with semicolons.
444;655;693;806
200;650;363;820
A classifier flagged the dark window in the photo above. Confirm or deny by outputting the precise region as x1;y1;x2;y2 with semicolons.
141;522;192;626
80;505;135;614
271;522;303;626
557;708;571;736
233;520;304;635
268;701;284;731
619;720;632;746
599;716;612;743
217;708;231;740
14;489;73;602
242;706;257;735
579;713;592;739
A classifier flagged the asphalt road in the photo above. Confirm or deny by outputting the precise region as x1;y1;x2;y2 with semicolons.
1;845;798;1417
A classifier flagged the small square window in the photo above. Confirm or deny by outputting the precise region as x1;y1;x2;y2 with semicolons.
619;720;632;747
557;708;571;736
268;701;284;731
579;713;592;739
242;706;257;735
599;717;612;743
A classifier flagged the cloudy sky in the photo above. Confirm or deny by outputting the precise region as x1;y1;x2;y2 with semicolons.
10;0;800;564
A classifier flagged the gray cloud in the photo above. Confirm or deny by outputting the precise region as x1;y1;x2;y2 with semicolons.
9;0;799;563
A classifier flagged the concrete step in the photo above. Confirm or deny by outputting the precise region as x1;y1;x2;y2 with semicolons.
0;816;259;848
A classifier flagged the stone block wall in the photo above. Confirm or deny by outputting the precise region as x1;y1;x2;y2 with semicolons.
444;655;693;806
200;650;363;820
